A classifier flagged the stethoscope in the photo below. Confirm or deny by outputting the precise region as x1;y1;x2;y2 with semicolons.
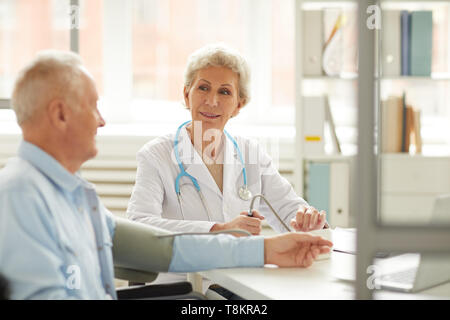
174;120;252;221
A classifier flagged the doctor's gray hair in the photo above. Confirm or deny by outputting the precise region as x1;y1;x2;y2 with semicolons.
11;50;85;125
183;43;251;107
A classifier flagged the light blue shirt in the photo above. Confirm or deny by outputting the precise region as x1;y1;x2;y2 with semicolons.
0;141;116;299
169;234;263;273
0;141;264;300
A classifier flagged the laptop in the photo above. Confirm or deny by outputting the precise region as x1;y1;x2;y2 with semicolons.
374;195;450;292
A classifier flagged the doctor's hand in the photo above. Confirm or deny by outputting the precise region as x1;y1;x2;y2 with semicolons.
210;210;265;236
264;233;333;268
290;206;328;232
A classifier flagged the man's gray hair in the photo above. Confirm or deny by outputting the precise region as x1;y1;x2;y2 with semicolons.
11;50;85;125
184;43;251;106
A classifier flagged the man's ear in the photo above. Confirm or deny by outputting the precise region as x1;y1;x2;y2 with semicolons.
47;99;70;131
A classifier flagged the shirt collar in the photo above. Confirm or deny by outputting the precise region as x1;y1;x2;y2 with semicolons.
18;140;85;193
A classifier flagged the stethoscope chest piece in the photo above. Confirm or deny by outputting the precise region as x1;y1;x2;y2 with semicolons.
239;185;252;201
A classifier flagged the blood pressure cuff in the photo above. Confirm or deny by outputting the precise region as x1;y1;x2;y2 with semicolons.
112;217;175;283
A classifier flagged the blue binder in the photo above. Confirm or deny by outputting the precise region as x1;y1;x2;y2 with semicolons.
410;11;433;76
400;10;410;76
307;163;330;223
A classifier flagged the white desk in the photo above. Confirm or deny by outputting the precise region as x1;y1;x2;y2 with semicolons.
195;251;450;300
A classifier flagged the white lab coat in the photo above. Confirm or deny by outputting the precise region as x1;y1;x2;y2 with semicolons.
126;125;309;289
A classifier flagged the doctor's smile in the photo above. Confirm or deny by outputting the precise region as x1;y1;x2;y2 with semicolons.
199;111;221;119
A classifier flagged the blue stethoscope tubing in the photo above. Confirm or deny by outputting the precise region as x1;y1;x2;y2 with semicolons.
174;120;252;220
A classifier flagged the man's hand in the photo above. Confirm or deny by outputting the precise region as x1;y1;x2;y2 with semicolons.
210;210;265;236
264;233;333;267
290;206;327;232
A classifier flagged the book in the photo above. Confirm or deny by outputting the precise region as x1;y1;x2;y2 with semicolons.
410;11;433;76
401;92;407;152
400;11;410;75
413;109;422;154
381;94;418;154
381;10;401;76
302;10;324;76
404;104;414;153
380;96;403;153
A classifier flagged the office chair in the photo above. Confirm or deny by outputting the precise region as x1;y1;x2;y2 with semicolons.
114;268;207;300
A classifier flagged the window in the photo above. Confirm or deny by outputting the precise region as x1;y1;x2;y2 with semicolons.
111;0;296;127
0;0;70;100
0;0;296;135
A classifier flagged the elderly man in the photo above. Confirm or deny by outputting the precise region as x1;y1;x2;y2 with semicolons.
0;51;332;300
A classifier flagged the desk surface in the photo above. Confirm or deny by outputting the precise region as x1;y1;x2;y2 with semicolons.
198;252;450;300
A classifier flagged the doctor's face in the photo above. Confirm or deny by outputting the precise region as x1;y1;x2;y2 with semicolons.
184;66;243;133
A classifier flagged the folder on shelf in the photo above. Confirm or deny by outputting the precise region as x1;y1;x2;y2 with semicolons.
400;10;410;76
381;10;401;76
302;10;323;76
410;11;433;76
432;7;449;74
302;96;326;156
329;162;350;227
306;161;350;228
324;97;341;154
341;8;358;76
322;7;344;76
306;162;330;223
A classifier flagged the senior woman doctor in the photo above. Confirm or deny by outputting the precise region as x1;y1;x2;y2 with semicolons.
127;44;328;237
128;44;329;295
126;45;329;294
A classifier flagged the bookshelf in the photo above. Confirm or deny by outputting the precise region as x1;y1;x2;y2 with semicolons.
295;0;358;227
377;0;450;226
379;0;450;157
296;0;450;227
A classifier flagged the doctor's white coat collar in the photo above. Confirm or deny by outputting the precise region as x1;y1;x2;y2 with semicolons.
176;126;245;198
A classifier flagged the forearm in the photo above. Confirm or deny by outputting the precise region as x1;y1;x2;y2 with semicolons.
169;234;264;272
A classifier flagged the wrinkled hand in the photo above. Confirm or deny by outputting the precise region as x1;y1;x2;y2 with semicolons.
211;210;265;237
264;233;333;267
290;206;327;232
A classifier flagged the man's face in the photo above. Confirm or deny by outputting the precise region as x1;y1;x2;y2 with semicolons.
65;71;105;163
